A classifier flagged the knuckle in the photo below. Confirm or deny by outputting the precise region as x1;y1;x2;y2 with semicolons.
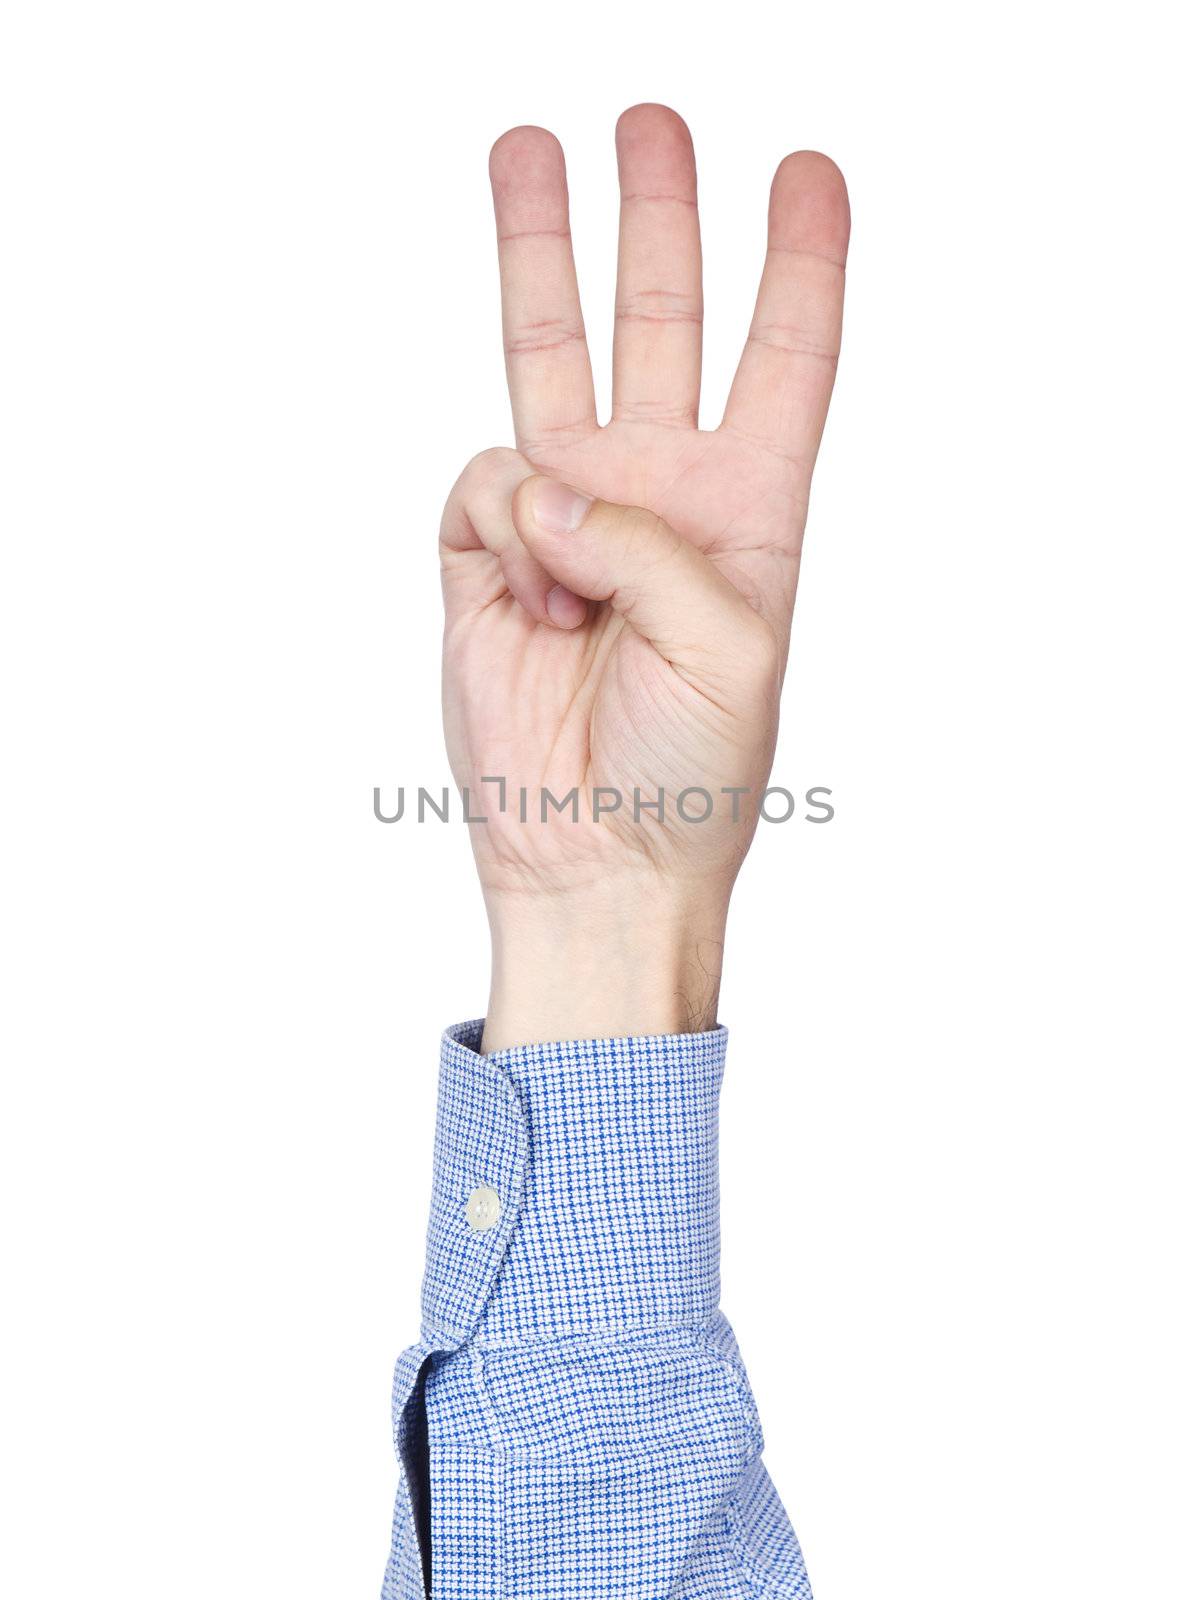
465;445;523;484
442;447;525;533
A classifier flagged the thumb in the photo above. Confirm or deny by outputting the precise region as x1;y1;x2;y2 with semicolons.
511;475;771;685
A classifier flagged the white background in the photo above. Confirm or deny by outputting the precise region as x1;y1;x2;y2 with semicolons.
2;2;1196;1596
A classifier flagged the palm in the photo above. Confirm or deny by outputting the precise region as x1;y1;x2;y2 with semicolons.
440;107;848;892
529;420;806;608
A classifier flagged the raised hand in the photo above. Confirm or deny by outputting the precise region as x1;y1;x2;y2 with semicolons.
438;104;849;1047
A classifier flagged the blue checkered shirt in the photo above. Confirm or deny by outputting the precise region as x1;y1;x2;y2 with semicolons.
381;1020;813;1599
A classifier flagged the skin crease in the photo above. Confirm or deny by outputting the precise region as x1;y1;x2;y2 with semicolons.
436;105;850;1049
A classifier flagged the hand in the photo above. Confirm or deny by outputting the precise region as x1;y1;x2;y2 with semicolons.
439;105;850;1047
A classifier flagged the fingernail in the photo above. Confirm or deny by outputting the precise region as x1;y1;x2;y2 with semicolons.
532;478;593;534
546;584;588;628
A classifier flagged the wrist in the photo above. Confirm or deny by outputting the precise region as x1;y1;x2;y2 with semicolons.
481;874;731;1053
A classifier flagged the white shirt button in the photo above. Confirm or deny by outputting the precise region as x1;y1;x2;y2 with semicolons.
465;1184;501;1232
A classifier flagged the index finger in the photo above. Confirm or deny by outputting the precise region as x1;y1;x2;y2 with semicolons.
721;152;850;466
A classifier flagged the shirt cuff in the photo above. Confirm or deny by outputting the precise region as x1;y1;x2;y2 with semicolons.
420;1020;728;1350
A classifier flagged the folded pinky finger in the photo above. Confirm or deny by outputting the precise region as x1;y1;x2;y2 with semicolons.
440;449;589;629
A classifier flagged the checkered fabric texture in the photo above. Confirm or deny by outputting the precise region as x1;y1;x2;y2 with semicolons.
381;1021;813;1599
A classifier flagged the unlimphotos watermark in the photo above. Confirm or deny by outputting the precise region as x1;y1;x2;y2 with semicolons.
372;781;834;825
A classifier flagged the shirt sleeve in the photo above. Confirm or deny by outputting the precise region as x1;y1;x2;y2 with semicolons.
381;1020;814;1600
